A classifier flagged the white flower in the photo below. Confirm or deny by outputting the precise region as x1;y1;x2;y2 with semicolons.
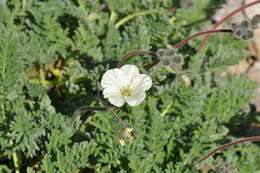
101;64;152;107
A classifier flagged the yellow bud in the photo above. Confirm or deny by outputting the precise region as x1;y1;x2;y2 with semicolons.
181;75;191;87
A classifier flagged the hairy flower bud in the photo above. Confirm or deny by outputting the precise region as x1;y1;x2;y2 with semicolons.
157;47;184;69
251;14;260;29
232;14;260;40
118;127;134;146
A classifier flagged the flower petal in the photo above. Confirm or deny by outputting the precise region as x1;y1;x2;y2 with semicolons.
120;65;140;87
103;87;121;98
140;74;152;91
129;74;152;91
101;68;122;89
108;95;125;107
124;91;146;106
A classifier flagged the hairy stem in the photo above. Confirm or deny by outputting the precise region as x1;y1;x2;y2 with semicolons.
198;0;260;50
197;135;260;164
71;106;106;127
117;50;157;68
99;100;126;128
73;106;106;119
109;108;125;128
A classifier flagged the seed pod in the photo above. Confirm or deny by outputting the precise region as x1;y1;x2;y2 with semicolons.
233;28;243;39
240;20;250;30
157;48;177;66
242;29;254;40
232;20;254;40
160;57;171;66
233;20;250;38
164;47;176;57
171;55;184;66
156;49;166;57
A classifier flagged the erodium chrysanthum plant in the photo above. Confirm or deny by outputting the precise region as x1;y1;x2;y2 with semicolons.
1;0;260;173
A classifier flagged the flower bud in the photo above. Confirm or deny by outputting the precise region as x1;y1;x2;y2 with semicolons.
118;126;134;146
181;75;191;87
251;14;260;29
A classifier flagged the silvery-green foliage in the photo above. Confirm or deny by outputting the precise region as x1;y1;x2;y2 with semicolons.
0;0;259;173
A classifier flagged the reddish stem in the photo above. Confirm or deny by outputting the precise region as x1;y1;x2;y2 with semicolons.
197;135;260;164
198;0;260;50
144;29;232;70
174;29;233;49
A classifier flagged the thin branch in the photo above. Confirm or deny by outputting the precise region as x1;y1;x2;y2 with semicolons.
174;29;233;49
143;59;160;70
71;106;106;127
108;107;125;128
99;99;126;128
117;50;157;68
197;135;260;164
198;0;260;50
73;106;106;119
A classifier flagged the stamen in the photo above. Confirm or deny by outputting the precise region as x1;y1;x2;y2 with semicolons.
121;87;132;96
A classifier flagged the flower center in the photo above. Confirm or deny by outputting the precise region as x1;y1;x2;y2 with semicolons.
121;87;132;96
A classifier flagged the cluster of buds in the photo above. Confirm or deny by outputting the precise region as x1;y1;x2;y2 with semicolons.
156;47;184;70
232;14;260;40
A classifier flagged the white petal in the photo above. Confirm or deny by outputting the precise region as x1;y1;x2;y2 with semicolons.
103;87;121;98
129;74;152;91
108;95;125;107
101;68;122;89
140;74;152;91
120;65;140;87
124;91;146;106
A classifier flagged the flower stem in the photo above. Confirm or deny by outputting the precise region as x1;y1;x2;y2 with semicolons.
197;135;260;164
109;108;125;128
198;0;260;50
117;50;157;68
174;29;233;49
115;8;176;29
71;106;106;127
